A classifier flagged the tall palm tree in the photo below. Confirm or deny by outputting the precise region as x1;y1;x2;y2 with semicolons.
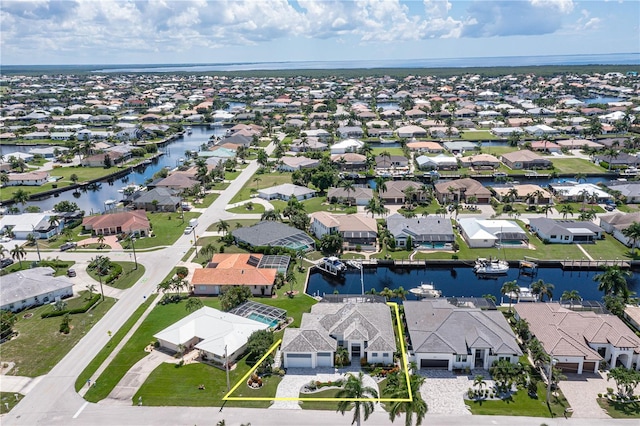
261;209;282;221
622;222;640;255
531;279;555;302
374;176;388;194
341;180;355;206
216;219;230;236
560;204;574;219
386;373;427;426
594;265;632;300
336;372;379;426
11;189;30;206
10;244;26;268
501;280;520;312
97;234;105;249
540;205;553;217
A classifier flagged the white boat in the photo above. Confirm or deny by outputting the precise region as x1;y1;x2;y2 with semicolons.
186;126;193;134
620;167;638;176
507;287;538;302
409;283;442;298
379;137;396;144
474;258;509;275
317;257;347;276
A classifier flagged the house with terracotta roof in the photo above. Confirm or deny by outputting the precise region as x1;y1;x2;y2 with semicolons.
459;154;500;170
406;141;444;153
82;210;150;237
192;253;287;297
281;300;396;368
434;178;492;204
515;303;640;373
404;299;521;370
501;150;552;170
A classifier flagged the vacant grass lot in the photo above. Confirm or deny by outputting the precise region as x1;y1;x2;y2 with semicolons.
551;158;605;174
0;296;116;377
82;295;316;403
230;172;292;204
468;382;571;418
270;197;357;214
133;212;200;249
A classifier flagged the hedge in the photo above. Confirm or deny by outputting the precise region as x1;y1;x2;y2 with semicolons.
41;293;101;318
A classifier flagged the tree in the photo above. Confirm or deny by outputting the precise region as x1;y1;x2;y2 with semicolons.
216;220;230;236
59;313;72;334
97;234;105;249
594;265;632;301
501;280;519;312
336;372;379;426
246;329;274;364
531;279;555;302
103;153;112;168
560;290;581;308
53;200;79;213
0;310;17;341
489;359;520;394
386;372;427;426
185;297;204;313
340;180;356;206
70;173;79;185
252;176;262;190
319;233;343;255
10;244;26;268
261;209;282;221
559;204;574;219
11;189;30;206
622;221;640;254
473;375;486;392
256;149;268;166
607;367;640;400
219;286;252;311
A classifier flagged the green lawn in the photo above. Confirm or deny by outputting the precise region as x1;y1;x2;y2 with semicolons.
0;392;23;415
0;296;116;377
227;203;265;214
132;212;201;249
83;295;316;403
231;172;292;204
192;192;218;208
270;197;357;214
0;259;74;277
36;225;89;249
550;158;606;174
86;261;145;290
468;382;571;418
460;130;497;141
372;147;406;157
299;388;340;410
206;219;259;232
597;398;640;418
75;295;157;392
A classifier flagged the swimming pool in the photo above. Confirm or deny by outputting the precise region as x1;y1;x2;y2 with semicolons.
247;312;279;328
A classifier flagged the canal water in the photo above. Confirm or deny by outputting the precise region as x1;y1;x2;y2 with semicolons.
6;126;226;214
306;266;639;303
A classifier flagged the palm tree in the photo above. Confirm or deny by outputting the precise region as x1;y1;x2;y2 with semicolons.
341;180;355;206
574;173;586;183
11;189;30;206
540;205;553;217
501;280;519;312
374;176;388;194
559;204;574;219
216;220;230;236
261;209;282;221
10;244;26;268
0;244;7;259
622;222;640;255
594;265;632;300
97;234;105;249
379;287;395;301
473;375;486;392
393;286;408;301
185;297;204;313
365;198;378;218
386;373;427;426
560;290;581;308
336;372;379;426
252;176;262;190
531;279;555;302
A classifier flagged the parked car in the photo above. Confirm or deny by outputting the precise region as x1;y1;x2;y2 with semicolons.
604;204;615;211
67;269;76;277
184;226;194;235
1;258;14;268
60;242;77;251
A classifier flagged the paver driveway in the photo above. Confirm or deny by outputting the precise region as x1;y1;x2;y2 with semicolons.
419;370;492;415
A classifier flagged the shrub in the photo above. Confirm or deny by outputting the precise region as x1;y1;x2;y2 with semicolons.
41;293;101;318
176;266;189;279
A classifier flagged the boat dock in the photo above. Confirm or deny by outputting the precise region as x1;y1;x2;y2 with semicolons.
560;259;630;270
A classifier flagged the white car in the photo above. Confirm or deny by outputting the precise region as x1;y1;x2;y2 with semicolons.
184;226;194;235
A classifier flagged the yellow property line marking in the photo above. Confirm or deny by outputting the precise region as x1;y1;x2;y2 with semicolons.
223;302;412;402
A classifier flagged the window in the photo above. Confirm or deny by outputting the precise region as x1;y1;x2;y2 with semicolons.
371;352;378;357
499;356;507;361
456;355;467;362
383;353;389;358
550;235;557;239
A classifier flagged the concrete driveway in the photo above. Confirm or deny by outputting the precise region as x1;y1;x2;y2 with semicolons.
558;372;611;418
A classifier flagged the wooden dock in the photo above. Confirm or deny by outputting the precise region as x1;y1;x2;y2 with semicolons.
560;259;630;270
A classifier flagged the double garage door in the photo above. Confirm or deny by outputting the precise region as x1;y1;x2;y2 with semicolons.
285;353;333;368
420;359;449;369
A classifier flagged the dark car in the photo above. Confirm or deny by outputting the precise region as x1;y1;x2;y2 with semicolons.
67;269;76;277
60;242;77;251
0;258;14;268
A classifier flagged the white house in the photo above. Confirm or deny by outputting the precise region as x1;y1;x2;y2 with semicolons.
258;183;316;201
529;218;603;244
457;218;528;248
599;212;640;248
0;267;73;312
6;171;49;187
404;299;522;370
330;139;364;154
0;213;63;240
154;307;269;364
281;300;396;368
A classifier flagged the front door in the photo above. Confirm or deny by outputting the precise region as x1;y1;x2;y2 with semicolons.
475;349;484;368
351;344;361;362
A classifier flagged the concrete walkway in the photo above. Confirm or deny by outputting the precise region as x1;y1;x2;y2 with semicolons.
0;375;45;395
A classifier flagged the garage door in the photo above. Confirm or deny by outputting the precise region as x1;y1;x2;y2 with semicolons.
556;362;579;373
583;362;596;373
285;353;312;368
317;352;332;367
421;359;449;369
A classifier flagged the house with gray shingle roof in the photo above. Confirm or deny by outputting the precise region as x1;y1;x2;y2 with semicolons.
404;299;521;370
232;221;315;252
281;301;396;368
1;267;73;312
130;187;182;212
529;218;604;244
386;213;454;249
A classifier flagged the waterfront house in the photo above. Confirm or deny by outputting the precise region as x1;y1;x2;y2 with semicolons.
281;299;396;368
434;178;492;204
404;299;521;370
327;186;373;206
82;210;150;237
232;221;315;252
396;125;427;138
258;183;316;201
379;180;426;204
6;171;49;186
336;127;364;139
416;154;458;170
192;253;288;297
130;187;182;212
457;218;528;248
0;213;63;240
501;150;552;170
604;182;640;203
310;212;378;251
492;184;551;204
154;306;268;364
374;155;409;171
330;138;364;154
0;267;73;313
386;213;454;249
529;218;603;244
599;212;640;248
459;153;500;170
331;153;367;171
515;303;640;373
81;151;126;167
406;141;444;153
594;152;640;169
442;141;477;154
548;182;613;203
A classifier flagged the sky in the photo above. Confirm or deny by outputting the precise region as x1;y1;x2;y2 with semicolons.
1;0;639;65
